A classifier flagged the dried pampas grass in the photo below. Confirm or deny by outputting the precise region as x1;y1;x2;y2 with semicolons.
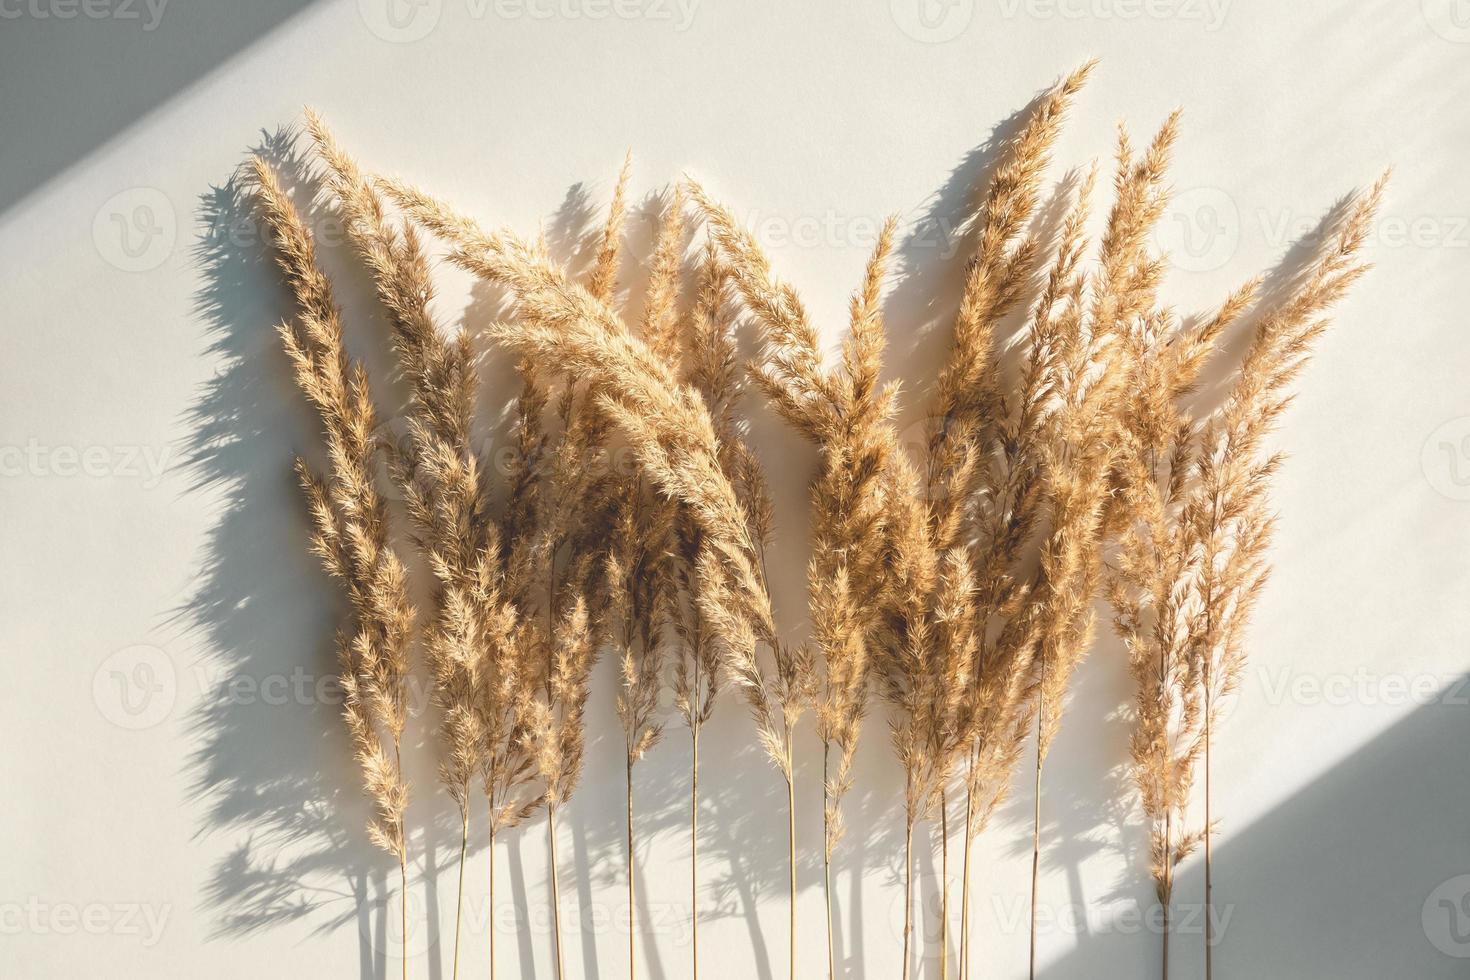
305;111;494;980
1108;171;1386;978
246;68;1382;980
250;154;416;980
692;182;901;979
381;174;817;980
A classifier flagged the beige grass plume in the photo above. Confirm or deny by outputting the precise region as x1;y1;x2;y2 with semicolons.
250;153;416;980
507;348;610;980
1009;111;1191;980
669;241;765;980
507;185;631;980
1098;110;1383;977
693;181;902;980
305;111;507;980
608;183;689;980
905;63;1093;980
378;171;811;980
1106;277;1258;979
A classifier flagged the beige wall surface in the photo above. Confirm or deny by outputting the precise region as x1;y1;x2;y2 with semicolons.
2;1;1468;977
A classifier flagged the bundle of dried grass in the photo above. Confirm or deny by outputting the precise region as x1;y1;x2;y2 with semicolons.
1108;172;1385;979
380;175;812;980
250;155;416;980
692;183;902;980
503;342;613;980
608;182;684;980
909;64;1097;980
669;241;767;980
511;299;617;980
250;75;1382;980
306;112;485;980
1107;284;1256;979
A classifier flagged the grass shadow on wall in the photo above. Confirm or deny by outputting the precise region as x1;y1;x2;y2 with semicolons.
178;126;468;980
180;128;390;979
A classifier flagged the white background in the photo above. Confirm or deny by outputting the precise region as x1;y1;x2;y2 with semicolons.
3;1;1469;977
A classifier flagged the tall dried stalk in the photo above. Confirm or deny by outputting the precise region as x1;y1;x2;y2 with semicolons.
518;323;617;980
900;63;1097;980
306;112;487;980
381;173;810;980
609;186;689;980
251;155;415;980
693;184;900;979
305;115;553;980
1192;176;1383;977
509;347;613;980
1108;283;1257;978
1109;171;1385;979
670;242;764;980
1012;110;1196;978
